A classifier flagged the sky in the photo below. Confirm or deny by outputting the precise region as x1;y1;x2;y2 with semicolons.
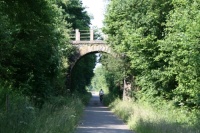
81;0;108;69
81;0;107;28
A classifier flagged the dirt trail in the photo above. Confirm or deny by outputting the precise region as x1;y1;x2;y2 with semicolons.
75;92;134;133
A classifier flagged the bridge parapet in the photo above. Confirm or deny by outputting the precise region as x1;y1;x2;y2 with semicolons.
72;40;106;45
69;29;111;63
70;29;107;42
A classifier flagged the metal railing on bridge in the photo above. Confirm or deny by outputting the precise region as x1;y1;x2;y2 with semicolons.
70;29;107;42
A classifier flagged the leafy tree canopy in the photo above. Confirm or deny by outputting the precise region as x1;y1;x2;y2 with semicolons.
57;0;91;30
0;0;92;105
104;0;200;107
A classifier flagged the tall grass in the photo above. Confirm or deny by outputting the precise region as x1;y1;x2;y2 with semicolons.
106;98;200;133
0;85;91;133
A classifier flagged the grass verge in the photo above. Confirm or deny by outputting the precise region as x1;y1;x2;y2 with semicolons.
105;97;200;133
0;90;91;133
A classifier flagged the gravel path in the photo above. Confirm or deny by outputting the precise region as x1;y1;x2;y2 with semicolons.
75;92;134;133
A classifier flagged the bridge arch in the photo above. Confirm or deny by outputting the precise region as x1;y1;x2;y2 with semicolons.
69;29;115;67
69;40;117;74
67;29;130;99
72;40;114;60
67;40;114;92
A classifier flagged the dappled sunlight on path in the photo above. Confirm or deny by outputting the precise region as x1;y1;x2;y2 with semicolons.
75;92;134;133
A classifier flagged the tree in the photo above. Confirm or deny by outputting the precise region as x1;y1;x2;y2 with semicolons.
104;0;200;107
104;0;173;96
0;0;72;105
99;53;124;96
71;54;96;93
91;66;109;93
57;0;91;30
158;0;200;106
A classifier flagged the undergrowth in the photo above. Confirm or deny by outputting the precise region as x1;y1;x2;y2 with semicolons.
0;85;91;133
104;96;200;133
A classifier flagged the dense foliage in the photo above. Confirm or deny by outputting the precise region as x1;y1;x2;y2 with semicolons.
0;83;92;133
57;0;90;30
0;0;72;105
100;54;124;94
71;54;96;93
0;0;92;104
0;0;93;132
91;66;109;92
104;0;200;108
90;53;124;103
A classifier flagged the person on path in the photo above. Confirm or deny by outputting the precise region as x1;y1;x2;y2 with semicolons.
99;89;104;102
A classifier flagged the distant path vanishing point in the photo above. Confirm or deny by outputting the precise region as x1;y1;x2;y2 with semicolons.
75;92;134;133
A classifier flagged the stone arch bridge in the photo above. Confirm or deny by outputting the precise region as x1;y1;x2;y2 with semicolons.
68;29;130;99
72;40;112;60
70;29;114;68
